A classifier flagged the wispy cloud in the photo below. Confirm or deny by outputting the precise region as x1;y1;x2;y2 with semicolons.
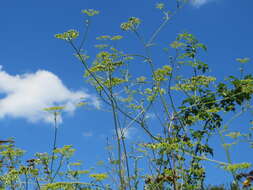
82;131;93;137
0;66;98;123
145;113;156;120
190;0;214;8
118;127;137;139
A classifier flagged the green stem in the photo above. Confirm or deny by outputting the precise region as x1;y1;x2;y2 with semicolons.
50;112;58;182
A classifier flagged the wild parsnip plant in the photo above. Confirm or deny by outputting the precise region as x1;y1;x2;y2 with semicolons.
54;1;253;189
5;106;140;190
0;0;252;190
0;109;110;190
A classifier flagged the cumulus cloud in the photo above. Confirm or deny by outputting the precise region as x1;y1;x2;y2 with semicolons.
0;66;98;123
190;0;214;7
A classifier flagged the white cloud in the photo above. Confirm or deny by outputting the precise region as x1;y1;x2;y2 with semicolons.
82;131;93;137
190;0;214;7
0;66;98;124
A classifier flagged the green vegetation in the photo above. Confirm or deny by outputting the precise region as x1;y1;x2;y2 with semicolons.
1;0;253;189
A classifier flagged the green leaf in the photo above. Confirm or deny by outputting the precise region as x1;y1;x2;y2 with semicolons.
196;43;207;51
170;41;185;49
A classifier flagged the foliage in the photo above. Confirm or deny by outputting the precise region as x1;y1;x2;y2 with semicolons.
0;139;111;189
1;0;253;190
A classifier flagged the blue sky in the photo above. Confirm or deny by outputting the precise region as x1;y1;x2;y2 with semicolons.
0;0;253;186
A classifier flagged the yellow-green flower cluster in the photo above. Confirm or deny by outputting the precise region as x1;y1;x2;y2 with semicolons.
96;35;123;40
156;3;165;10
55;30;79;41
153;65;172;82
223;162;251;172
53;145;75;158
120;17;141;31
89;173;108;181
82;9;99;17
171;76;216;91
236;57;250;64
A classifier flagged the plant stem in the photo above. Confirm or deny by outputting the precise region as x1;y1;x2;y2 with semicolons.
50;112;58;182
